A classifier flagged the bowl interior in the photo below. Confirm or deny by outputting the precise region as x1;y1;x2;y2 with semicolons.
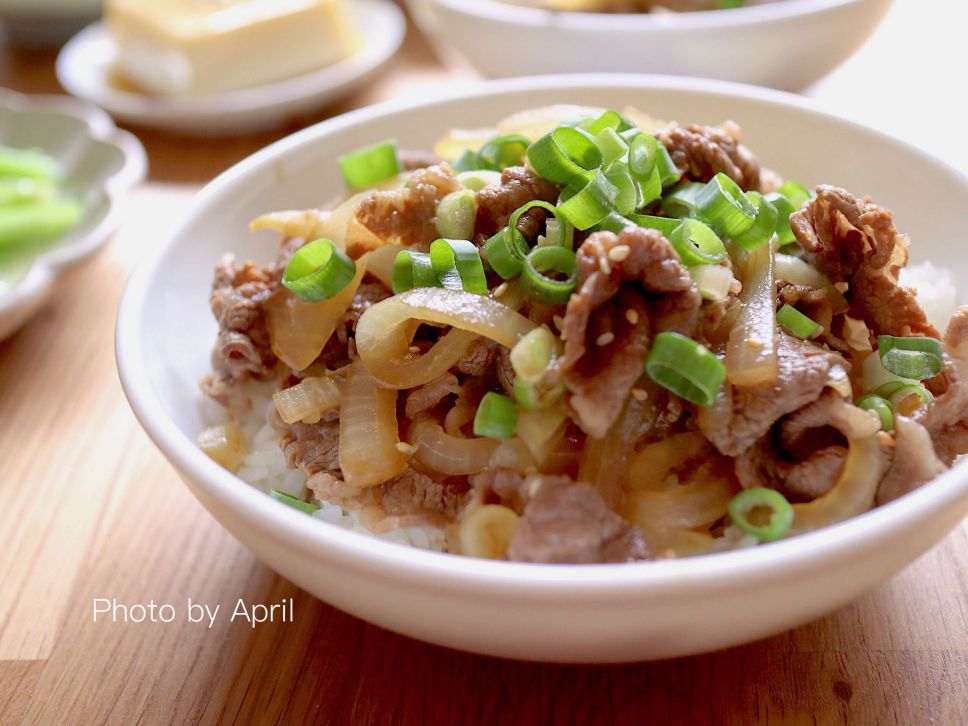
124;76;968;572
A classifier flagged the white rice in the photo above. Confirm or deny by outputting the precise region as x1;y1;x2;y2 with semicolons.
206;383;446;552
901;261;960;331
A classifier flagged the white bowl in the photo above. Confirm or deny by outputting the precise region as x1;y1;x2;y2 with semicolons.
407;0;893;90
116;75;968;663
0;89;145;341
55;0;405;136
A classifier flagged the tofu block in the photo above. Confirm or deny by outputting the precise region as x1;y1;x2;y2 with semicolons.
106;0;362;96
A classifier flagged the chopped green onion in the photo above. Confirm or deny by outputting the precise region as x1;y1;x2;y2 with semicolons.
627;213;680;237
435;190;478;240
0;198;83;250
281;239;357;302
862;352;917;397
645;331;726;407
392;250;436;293
0;145;58;180
594;127;629;165
593;211;636;235
270;489;320;515
627;133;658;182
457;169;502;191
484;228;524;280
430;238;488;294
509;200;573;250
777;180;812;209
877;335;943;380
765;191;798;246
857;394;894;431
690;264;733;302
889;384;933;416
777;304;823;339
732;192;779;250
338;140;400;189
668;219;727;267
527;127;603;186
521;246;578;304
697;172;757;238
452;148;481;173
728;488;793;542
487;199;573;281
477;134;530;171
473;392;518;440
557;170;618;230
510;327;556;385
717;0;746;9
584;110;630;135
604;161;639;216
513;377;565;412
655;143;682;188
0;177;55;206
638;166;663;207
661;181;705;219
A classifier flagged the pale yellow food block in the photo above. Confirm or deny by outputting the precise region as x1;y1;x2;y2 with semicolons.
106;0;362;96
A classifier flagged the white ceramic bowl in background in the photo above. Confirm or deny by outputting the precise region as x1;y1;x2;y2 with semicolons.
55;0;405;136
0;89;145;341
0;0;103;47
117;75;968;663
407;0;893;90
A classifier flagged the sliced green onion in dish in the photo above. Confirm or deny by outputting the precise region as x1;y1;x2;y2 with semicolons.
765;191;798;246
668;219;727;267
593;127;629;165
777;304;823;340
777;179;813;209
509;200;573;250
452;148;481;173
696;172;757;238
513;377;564;412
521;246;578;304
269;489;320;515
727;487;793;542
392;250;435;293
661;181;705;219
457;169;502;192
0;198;83;250
627;213;680;238
627;133;658;182
430;238;488;294
0;145;59;180
857;394;894;432
282;238;357;302
638;166;663;207
583;109;630;135
654;142;682;188
557;170;618;230
644;331;726;407
527;126;603;186
877;335;943;380
477;134;530;171
604;161;639;216
338;140;400;190
485;228;525;280
862;352;918;398
889;384;933;416
487;200;573;280
510;326;557;385
435;189;478;241
690;264;733;302
0;177;56;206
732;191;779;250
473;392;518;440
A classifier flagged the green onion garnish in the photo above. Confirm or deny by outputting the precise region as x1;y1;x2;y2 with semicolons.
777;304;823;340
485;228;525;280
627;133;658;182
604;161;639;216
696;172;757;238
889;384;933;416
638;166;663;207
668;219;727;267
527;127;603;186
877;335;943;380
457;169;502;191
644;331;726;407
593;127;628;165
557;170;618;230
392;250;436;293
0;145;58;180
435;189;478;241
521;245;577;304
727;488;793;542
654;142;682;188
583;109;630;135
661;181;705;219
510;326;556;385
512;377;564;412
689;264;733;302
732;191;778;250
429;238;487;294
777;180;812;209
338;140;400;190
0;198;83;250
764;191;797;246
509;200;573;250
857;394;894;431
473;392;518;440
477;134;530;171
281;238;357;302
269;489;321;515
627;213;680;238
452;148;481;173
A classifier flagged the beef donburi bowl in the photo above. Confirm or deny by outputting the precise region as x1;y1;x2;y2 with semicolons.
117;77;968;661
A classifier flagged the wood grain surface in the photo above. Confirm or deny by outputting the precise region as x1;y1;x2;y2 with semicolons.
1;2;967;724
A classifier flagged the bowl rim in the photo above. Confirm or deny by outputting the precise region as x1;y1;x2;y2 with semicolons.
116;73;968;597
427;0;882;30
0;89;146;317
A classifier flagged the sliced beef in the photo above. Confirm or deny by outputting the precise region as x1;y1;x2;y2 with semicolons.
380;469;469;520
475;166;559;242
200;255;279;412
876;417;947;505
269;406;340;476
507;475;650;564
453;337;499;377
470;467;532;514
344;280;391;332
559;226;700;438
351;164;460;253
404;373;461;418
699;333;846;457
791;186;938;339
399;149;444;171
657;123;761;191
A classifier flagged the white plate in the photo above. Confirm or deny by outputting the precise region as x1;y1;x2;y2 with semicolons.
55;0;405;136
408;0;893;91
116;75;968;663
0;89;145;341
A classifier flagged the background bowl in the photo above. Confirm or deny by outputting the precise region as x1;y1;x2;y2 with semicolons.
117;75;968;663
0;89;145;341
407;0;893;91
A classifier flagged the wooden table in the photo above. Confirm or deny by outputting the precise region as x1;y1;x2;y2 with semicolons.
1;2;966;723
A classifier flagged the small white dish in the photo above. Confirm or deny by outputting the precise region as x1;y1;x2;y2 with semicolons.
117;75;968;663
55;0;405;136
407;0;893;91
0;89;145;341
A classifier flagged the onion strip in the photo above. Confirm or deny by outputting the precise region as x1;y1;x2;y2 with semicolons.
408;414;499;475
727;241;778;386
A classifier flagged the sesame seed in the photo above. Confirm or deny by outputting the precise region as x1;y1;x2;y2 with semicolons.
408;345;421;354
625;309;640;325
834;281;849;293
631;388;648;401
395;442;416;455
746;338;763;350
608;244;631;262
493;282;508;297
596;332;615;347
